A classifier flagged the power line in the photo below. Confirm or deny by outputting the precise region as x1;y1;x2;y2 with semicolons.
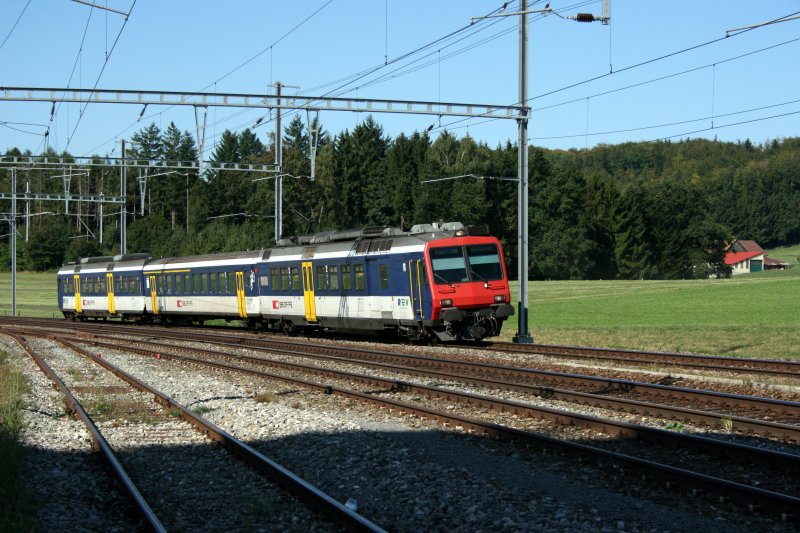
659;108;800;142
531;35;800;115
79;0;335;157
530;97;800;140
0;0;32;53
431;9;800;134
65;0;137;152
45;7;95;154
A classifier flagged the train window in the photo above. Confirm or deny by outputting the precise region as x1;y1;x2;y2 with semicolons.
379;264;389;290
291;267;300;290
342;265;351;291
68;278;74;293
420;264;428;285
316;266;327;291
430;246;468;284
260;275;269;288
99;277;107;293
183;274;190;294
466;244;503;281
354;264;365;291
270;268;280;292
193;273;201;293
329;265;339;291
177;275;184;295
203;273;210;293
280;268;290;291
208;272;216;294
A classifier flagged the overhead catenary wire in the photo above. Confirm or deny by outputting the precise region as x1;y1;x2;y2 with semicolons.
65;0;137;153
429;9;800;135
529;97;800;141
0;0;32;53
80;0;336;158
22;3;799;160
166;0;527;161
439;34;800;135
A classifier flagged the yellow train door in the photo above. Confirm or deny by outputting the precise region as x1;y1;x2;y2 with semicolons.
235;271;247;318
106;273;116;314
74;274;82;314
149;275;158;315
302;261;317;322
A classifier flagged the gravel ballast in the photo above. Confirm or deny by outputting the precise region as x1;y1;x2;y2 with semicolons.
4;333;795;532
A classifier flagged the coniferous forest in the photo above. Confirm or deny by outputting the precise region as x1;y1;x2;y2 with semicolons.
1;115;798;280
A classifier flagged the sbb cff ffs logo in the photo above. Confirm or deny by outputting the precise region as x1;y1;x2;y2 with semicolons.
272;300;293;309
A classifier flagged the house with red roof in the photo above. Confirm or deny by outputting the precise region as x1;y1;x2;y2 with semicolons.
724;240;791;275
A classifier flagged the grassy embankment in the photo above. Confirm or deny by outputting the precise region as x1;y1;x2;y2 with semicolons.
2;246;799;359
0;350;34;530
504;244;800;360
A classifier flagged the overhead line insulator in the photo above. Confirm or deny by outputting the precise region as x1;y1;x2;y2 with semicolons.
575;13;596;22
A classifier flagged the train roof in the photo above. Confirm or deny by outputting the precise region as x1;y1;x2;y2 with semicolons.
143;250;268;271
270;221;491;257
59;222;493;273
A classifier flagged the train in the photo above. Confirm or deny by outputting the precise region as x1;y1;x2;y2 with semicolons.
57;221;515;342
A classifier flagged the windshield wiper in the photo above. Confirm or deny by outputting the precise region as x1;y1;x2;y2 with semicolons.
433;273;454;288
469;269;491;287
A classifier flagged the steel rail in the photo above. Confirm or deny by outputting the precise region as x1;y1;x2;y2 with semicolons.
127;327;800;417
479;341;800;379
59;333;800;520
77;334;800;473
54;338;386;533
4;320;799;417
6;317;799;377
72;329;800;443
3;333;166;533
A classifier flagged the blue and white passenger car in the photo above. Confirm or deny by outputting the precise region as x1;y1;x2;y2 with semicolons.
58;222;514;341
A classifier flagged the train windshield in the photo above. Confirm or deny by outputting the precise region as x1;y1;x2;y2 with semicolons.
430;243;503;285
466;244;503;281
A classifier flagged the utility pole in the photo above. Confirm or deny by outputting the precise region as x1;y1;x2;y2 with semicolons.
274;81;283;243
472;0;610;344
25;181;29;242
11;168;17;317
515;0;532;343
121;139;127;254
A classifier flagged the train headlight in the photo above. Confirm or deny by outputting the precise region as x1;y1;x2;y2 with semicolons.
440;299;453;307
494;295;506;303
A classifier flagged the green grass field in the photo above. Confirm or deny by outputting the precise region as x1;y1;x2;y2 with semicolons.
3;252;798;360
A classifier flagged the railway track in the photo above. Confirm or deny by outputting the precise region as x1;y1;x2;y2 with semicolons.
6;318;800;524
473;340;800;380
39;327;800;443
5;331;384;532
11;325;800;522
7;317;799;382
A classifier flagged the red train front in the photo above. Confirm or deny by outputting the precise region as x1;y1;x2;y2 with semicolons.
422;226;514;341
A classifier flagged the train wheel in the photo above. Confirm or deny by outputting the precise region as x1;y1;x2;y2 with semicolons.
280;320;295;336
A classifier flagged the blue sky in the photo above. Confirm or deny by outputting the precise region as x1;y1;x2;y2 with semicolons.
0;0;798;159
